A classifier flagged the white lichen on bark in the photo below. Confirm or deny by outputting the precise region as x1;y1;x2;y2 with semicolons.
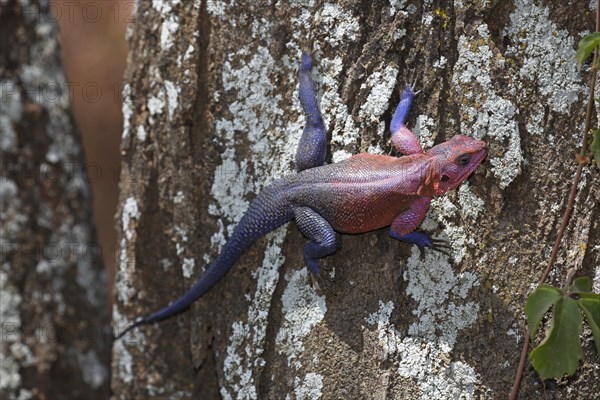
365;300;490;400
453;24;522;189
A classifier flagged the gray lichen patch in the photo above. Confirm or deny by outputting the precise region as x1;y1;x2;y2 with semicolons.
0;80;22;152
0;180;27;239
0;270;27;393
364;301;490;399
276;268;327;369
452;24;522;189
506;0;584;114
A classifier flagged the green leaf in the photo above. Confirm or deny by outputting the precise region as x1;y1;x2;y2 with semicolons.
592;129;600;168
525;285;562;340
569;276;592;293
576;32;600;66
577;292;600;356
530;297;584;380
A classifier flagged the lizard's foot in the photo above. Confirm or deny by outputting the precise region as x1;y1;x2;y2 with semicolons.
309;271;338;296
407;68;423;95
419;237;451;259
394;231;451;258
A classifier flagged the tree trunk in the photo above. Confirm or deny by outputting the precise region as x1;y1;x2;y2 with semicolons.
113;1;599;398
0;1;110;399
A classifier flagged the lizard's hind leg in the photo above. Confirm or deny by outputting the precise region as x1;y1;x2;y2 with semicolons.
296;52;327;172
294;207;337;278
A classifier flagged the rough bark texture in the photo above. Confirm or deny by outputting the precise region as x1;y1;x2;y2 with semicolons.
0;1;110;399
113;1;599;399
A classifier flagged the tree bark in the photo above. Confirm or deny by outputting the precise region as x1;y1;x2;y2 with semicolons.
0;1;110;399
113;1;599;399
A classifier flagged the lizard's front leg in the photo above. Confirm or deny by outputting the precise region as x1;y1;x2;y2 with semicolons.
294;207;337;277
390;85;423;155
296;52;327;172
389;196;436;247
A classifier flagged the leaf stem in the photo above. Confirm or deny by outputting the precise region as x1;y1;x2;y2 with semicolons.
509;4;599;399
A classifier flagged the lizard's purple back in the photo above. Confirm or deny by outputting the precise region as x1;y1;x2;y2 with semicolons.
279;153;429;233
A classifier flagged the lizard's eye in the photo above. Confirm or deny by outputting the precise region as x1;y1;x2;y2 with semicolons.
441;175;450;182
458;154;471;166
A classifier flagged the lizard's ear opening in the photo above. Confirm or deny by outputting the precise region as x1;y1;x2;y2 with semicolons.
432;173;453;196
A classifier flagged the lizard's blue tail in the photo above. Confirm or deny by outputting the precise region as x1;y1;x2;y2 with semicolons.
115;186;293;340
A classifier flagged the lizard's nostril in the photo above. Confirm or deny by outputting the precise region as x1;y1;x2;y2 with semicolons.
441;175;450;182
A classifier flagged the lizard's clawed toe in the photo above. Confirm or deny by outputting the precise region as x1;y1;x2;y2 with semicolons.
407;69;423;94
431;240;451;250
430;238;452;257
430;246;451;257
310;272;338;296
309;273;321;291
417;237;452;258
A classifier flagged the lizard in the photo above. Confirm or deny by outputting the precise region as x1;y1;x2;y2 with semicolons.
116;52;487;340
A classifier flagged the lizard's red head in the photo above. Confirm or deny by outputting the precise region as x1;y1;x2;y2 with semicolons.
424;135;487;196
